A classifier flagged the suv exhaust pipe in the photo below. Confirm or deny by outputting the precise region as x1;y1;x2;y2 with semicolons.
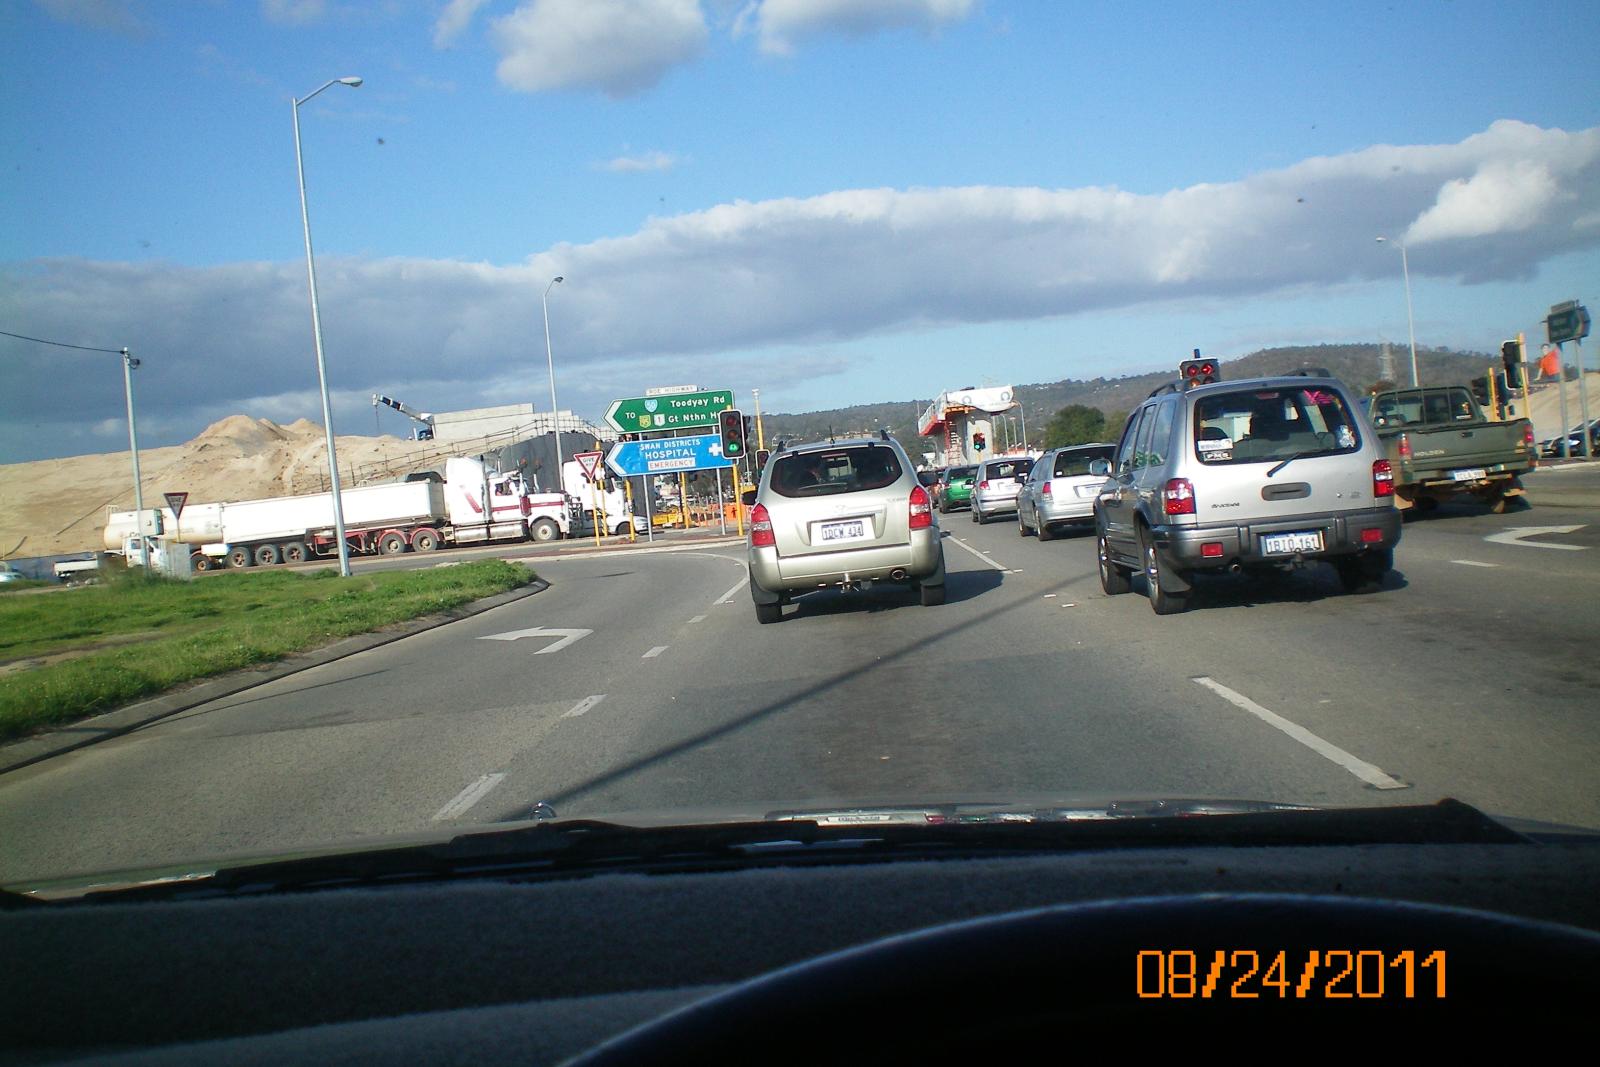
890;568;908;581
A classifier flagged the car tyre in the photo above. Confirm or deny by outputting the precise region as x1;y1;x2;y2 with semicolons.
1017;509;1031;536
755;601;782;624
1337;548;1393;593
1141;527;1190;615
1096;529;1130;595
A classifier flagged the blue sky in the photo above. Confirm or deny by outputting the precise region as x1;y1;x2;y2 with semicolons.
3;0;1598;462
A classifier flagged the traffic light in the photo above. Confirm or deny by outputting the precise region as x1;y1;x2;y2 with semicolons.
718;408;747;460
1469;376;1491;407
973;431;987;453
755;448;771;469
1178;349;1219;387
1501;339;1524;389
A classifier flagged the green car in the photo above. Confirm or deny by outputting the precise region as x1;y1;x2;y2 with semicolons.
937;465;977;513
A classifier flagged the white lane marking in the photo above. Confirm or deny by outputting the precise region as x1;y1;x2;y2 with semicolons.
432;773;506;821
562;694;607;719
1451;559;1499;568
688;614;707;624
477;626;593;653
537;538;743;562
715;575;748;604
1483;525;1587;551
642;645;669;659
945;536;1008;573
1192;677;1407;790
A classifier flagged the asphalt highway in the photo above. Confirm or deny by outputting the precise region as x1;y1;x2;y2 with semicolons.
2;465;1597;882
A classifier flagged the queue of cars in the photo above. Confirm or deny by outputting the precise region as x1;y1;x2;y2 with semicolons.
747;360;1415;619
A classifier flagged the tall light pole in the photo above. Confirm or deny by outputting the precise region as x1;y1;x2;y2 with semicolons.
1376;236;1419;387
294;75;362;578
542;275;565;482
120;347;149;568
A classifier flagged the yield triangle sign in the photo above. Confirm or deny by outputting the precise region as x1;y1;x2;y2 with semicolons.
573;451;603;480
163;492;188;521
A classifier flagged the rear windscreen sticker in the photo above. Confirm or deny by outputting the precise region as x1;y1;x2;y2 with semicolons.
1198;437;1233;451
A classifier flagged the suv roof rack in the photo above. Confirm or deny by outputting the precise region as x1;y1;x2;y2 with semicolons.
1146;381;1182;399
1284;367;1333;378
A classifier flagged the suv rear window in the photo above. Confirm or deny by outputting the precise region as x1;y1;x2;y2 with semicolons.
1054;446;1114;476
983;459;1033;480
770;445;904;497
1193;386;1361;465
946;467;976;481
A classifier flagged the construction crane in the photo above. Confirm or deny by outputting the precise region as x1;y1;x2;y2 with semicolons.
372;394;436;440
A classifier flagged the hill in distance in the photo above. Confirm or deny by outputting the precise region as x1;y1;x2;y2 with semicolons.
761;342;1497;448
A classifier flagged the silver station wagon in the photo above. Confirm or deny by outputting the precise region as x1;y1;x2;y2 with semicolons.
1095;364;1402;614
747;435;947;623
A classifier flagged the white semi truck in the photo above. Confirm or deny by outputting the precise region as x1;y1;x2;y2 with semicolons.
102;457;571;570
560;460;647;536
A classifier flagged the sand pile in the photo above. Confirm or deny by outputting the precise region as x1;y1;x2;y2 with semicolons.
0;416;498;558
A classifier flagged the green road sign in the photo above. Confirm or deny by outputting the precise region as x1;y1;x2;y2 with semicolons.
604;389;734;433
1546;301;1591;347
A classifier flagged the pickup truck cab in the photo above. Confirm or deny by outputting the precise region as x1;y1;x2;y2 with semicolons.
1368;386;1537;513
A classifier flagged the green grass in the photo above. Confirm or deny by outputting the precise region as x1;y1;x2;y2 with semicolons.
0;579;59;594
0;561;534;741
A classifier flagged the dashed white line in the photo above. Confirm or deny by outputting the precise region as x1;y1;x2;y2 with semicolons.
1191;677;1407;790
642;645;669;659
715;575;748;604
1451;559;1499;568
944;535;1008;573
562;694;607;719
688;614;707;624
432;773;507;821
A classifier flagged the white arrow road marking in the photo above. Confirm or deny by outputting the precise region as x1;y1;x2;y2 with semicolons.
433;773;506;821
1192;677;1407;790
1483;525;1588;551
562;694;607;719
477;626;594;653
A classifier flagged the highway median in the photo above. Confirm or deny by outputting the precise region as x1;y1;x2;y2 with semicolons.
0;560;536;744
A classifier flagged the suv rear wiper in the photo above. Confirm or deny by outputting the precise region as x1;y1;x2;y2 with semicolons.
1265;451;1316;477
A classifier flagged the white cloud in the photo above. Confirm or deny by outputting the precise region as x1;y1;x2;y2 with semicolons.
491;0;709;98
33;0;144;33
433;0;488;47
1406;160;1562;245
598;151;680;173
3;120;1597;461
740;0;975;55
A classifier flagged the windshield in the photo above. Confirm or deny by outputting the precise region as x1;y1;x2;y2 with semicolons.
2;2;1597;902
1193;386;1361;465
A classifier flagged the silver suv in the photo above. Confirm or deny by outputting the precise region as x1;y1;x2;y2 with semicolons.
747;436;946;623
1095;371;1401;614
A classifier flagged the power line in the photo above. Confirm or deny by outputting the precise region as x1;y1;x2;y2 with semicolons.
0;329;124;355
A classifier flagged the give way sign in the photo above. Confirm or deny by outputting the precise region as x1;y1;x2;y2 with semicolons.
572;451;603;480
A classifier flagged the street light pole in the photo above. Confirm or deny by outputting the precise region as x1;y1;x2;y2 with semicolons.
542;275;565;482
294;75;362;578
121;347;148;568
1376;236;1419;387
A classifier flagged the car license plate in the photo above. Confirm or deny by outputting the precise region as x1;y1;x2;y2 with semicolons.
1261;530;1324;555
818;519;868;543
1451;467;1487;482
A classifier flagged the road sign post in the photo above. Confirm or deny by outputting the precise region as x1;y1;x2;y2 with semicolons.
164;492;188;555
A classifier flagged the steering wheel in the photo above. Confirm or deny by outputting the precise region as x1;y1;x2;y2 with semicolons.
571;894;1596;1062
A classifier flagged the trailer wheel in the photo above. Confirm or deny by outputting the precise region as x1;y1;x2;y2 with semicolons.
280;541;311;564
411;529;441;552
531;518;560;543
192;553;214;572
254;543;282;567
378;532;409;555
228;547;253;569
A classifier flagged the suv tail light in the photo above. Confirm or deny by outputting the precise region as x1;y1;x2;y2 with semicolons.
1373;458;1394;497
1041;482;1052;497
909;485;933;530
1162;478;1195;516
750;503;776;547
1396;435;1412;462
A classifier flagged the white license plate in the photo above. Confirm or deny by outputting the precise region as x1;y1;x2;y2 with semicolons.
818;519;869;543
1451;468;1488;482
1261;530;1324;555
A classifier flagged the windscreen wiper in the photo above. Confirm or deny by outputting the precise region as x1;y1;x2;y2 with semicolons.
49;799;1531;903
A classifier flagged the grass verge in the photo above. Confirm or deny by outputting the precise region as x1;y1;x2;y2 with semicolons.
0;561;534;742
